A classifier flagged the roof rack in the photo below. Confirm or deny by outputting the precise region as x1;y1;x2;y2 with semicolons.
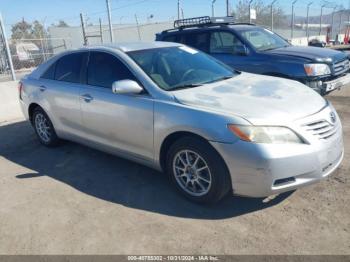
173;16;235;29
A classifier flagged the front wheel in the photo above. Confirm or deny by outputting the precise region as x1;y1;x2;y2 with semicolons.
166;137;231;204
32;107;60;147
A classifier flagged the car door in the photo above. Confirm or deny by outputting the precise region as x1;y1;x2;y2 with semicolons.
39;51;87;136
79;51;154;161
208;31;261;73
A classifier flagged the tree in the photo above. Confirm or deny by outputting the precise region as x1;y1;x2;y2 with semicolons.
32;20;47;39
11;19;32;39
56;20;69;27
231;0;287;28
11;19;47;40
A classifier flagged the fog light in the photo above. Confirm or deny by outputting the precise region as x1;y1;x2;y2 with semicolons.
273;177;296;186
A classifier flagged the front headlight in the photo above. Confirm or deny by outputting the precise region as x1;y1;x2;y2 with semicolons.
228;125;304;144
304;63;331;76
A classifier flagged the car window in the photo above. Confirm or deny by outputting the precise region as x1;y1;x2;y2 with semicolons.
54;53;84;83
181;33;209;52
41;62;56;80
87;51;136;88
210;32;245;55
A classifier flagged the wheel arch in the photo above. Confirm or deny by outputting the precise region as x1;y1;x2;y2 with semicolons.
158;131;231;183
28;103;41;124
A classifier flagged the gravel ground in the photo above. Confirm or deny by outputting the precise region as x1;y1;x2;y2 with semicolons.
0;82;349;255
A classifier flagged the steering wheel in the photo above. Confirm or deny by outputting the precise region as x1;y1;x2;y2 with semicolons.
181;69;197;82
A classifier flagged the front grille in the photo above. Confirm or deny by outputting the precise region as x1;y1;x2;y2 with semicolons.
333;59;350;76
303;120;338;140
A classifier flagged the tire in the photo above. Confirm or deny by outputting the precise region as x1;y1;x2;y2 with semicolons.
32;107;60;147
166;136;231;204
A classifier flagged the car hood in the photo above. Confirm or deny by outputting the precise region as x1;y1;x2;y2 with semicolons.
264;45;347;63
171;73;327;125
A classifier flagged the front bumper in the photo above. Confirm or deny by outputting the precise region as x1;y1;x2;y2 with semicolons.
210;108;344;198
323;73;350;93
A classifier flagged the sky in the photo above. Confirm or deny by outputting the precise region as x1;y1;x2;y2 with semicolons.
1;0;349;31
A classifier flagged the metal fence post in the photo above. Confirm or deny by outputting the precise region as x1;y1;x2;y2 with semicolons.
319;4;326;36
306;2;313;42
270;0;278;31
291;0;298;39
212;0;217;17
248;0;253;23
331;6;336;39
134;14;141;41
226;0;230;17
106;0;114;42
0;13;16;81
99;18;103;44
80;13;88;45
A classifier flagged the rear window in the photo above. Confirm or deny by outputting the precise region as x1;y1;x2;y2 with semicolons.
54;53;85;83
41;62;56;80
181;33;209;52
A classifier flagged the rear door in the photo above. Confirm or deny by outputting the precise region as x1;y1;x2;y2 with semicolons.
79;51;154;161
38;51;87;136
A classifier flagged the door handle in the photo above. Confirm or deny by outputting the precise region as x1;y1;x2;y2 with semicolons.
39;85;46;92
81;94;93;103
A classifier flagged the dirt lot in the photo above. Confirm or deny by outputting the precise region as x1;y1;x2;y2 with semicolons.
0;82;349;255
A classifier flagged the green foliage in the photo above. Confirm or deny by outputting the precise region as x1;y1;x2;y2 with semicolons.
11;19;47;40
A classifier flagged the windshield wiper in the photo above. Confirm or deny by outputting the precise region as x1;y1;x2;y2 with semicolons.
262;47;278;51
169;83;203;91
203;75;234;84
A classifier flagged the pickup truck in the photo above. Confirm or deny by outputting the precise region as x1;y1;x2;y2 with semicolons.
156;16;350;95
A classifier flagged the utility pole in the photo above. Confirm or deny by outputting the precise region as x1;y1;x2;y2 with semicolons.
291;0;298;39
0;13;15;81
106;0;114;42
212;0;217;17
270;0;278;31
177;0;180;20
226;0;230;16
134;14;141;41
319;4;326;36
306;2;313;41
80;13;87;45
249;0;254;23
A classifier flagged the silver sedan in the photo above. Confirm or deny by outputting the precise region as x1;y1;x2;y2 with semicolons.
19;42;344;203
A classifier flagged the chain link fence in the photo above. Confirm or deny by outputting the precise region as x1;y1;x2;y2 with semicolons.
0;36;71;82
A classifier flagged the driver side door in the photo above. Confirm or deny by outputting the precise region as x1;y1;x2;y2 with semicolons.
79;51;154;162
209;31;260;73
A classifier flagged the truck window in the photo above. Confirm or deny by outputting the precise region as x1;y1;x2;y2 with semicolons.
210;32;245;55
181;33;209;52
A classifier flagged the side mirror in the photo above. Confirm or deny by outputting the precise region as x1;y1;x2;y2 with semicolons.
112;80;143;95
235;45;248;56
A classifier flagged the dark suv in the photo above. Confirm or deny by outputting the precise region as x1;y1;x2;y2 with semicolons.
156;16;350;95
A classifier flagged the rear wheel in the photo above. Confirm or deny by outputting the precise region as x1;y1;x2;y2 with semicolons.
32;107;60;147
166;136;231;204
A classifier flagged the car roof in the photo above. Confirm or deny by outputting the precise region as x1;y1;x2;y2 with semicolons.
80;41;182;52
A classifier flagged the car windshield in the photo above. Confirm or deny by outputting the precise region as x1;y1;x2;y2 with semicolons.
127;46;236;91
238;28;290;51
